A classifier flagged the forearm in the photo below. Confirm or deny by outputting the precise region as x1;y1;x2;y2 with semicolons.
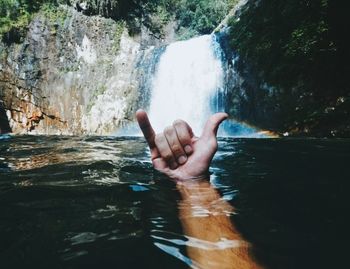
136;110;260;267
176;179;262;269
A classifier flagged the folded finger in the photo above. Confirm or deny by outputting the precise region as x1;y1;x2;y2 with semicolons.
154;133;178;170
173;119;194;155
164;126;187;165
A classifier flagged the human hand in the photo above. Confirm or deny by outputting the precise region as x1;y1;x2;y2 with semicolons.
136;109;228;181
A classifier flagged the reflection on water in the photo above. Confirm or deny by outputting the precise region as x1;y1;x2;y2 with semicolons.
0;136;350;268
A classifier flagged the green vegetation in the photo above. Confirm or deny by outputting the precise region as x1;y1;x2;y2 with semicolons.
0;0;31;41
149;0;239;39
59;63;80;74
40;2;68;26
174;0;238;39
0;0;238;42
82;0;237;38
228;0;350;136
0;0;64;43
111;20;126;53
2;0;348;136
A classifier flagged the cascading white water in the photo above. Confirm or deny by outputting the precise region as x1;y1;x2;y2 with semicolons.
148;35;225;136
117;33;264;137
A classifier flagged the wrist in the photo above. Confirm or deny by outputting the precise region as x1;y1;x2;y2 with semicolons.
175;173;212;193
175;172;210;183
168;167;211;183
176;177;223;208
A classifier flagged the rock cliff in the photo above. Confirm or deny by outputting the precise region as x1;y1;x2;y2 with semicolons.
0;4;173;134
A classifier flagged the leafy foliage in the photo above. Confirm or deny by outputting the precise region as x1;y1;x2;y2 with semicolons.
228;0;350;135
0;0;238;41
175;0;238;38
82;0;237;38
229;0;349;96
0;0;61;43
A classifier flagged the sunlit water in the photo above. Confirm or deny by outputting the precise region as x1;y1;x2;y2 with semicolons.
1;136;349;268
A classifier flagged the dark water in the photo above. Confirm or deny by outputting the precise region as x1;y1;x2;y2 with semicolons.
0;135;349;269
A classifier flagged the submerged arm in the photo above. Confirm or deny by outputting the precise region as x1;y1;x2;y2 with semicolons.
136;109;262;269
177;179;262;269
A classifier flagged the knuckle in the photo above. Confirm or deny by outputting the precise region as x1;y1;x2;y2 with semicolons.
173;119;185;127
164;126;174;137
177;131;190;141
173;122;191;141
171;144;183;156
163;152;173;161
178;132;191;145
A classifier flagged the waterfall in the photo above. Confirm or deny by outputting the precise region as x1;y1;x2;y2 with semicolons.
118;34;262;137
148;35;224;135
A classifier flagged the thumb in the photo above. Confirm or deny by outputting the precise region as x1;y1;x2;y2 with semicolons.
201;113;228;139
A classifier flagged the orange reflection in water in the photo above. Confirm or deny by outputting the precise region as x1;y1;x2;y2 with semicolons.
177;180;263;269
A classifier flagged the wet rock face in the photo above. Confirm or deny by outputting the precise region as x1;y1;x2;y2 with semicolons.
0;5;172;135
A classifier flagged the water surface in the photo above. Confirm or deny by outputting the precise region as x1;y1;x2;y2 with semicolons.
0;136;349;268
